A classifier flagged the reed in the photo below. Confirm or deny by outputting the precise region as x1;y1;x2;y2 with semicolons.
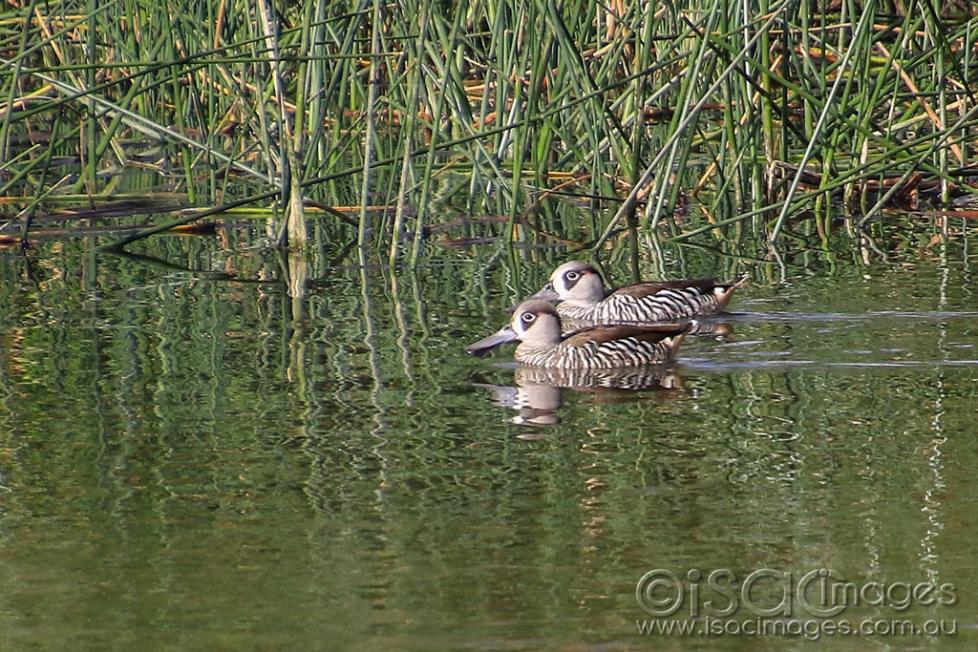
0;0;976;256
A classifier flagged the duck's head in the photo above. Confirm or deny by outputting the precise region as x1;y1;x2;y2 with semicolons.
529;261;606;304
465;300;562;355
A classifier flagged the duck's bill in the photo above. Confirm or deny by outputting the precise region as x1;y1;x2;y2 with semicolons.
527;282;559;303
465;325;519;356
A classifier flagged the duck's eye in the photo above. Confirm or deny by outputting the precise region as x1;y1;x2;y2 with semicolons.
521;312;536;323
565;271;580;282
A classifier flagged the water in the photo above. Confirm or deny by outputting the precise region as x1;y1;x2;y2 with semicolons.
1;236;976;650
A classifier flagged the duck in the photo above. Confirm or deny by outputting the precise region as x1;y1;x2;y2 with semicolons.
466;300;690;369
528;261;744;324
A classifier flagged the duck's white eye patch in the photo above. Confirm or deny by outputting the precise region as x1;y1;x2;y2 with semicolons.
521;312;536;323
565;271;580;282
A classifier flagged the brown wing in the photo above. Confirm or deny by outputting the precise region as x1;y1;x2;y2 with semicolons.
561;322;691;347
609;278;724;298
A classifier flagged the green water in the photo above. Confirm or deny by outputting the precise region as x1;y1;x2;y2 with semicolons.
1;235;977;650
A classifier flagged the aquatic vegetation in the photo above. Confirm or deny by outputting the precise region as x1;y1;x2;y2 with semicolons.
1;0;977;258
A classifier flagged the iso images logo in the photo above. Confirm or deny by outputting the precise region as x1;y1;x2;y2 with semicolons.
635;568;957;618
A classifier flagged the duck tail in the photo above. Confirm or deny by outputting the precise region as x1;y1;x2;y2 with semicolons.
715;274;749;310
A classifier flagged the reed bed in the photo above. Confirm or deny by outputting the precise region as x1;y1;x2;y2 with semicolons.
1;0;976;261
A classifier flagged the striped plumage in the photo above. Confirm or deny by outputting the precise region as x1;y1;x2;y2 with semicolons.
515;363;683;391
559;315;732;337
557;283;728;322
530;261;743;325
465;300;690;369
514;329;684;368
